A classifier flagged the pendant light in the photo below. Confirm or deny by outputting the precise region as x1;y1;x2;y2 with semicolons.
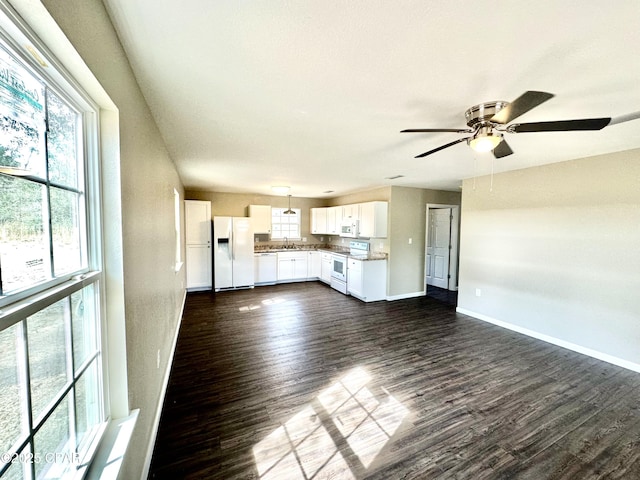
283;194;296;215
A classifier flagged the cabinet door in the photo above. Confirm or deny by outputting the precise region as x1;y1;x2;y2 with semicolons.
307;252;321;278
342;204;360;221
321;255;332;283
311;208;328;234
327;206;343;234
359;201;388;238
347;259;363;296
277;258;294;280
186;244;212;289
293;257;308;279
249;205;271;234
185;200;211;244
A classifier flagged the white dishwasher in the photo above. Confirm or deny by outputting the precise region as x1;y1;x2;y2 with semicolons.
254;253;277;284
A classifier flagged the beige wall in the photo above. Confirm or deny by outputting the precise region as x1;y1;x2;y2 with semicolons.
458;149;640;367
387;186;462;298
40;0;186;478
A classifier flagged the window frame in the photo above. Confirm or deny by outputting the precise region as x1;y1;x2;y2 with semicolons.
0;5;108;479
270;207;302;240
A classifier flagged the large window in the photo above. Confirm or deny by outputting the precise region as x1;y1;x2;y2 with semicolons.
0;21;104;480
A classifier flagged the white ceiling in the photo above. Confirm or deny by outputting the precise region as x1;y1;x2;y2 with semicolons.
102;0;640;198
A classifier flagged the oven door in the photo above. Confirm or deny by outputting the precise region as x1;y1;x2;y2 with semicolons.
331;255;347;281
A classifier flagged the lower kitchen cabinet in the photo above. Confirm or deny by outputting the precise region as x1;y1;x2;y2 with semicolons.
320;252;332;284
308;251;321;279
186;244;212;291
347;258;387;302
277;251;308;281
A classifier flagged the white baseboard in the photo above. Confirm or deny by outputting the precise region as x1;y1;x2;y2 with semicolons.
386;290;425;301
456;307;640;374
140;289;187;480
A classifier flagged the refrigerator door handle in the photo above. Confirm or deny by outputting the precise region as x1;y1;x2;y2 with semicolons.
231;228;235;261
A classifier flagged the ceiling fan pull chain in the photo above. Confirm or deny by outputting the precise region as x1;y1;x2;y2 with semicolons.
490;156;494;193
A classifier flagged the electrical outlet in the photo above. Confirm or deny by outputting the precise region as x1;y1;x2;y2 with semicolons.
379;242;383;249
157;349;161;369
302;237;307;242
320;237;324;242
475;289;482;297
255;237;259;242
408;237;412;244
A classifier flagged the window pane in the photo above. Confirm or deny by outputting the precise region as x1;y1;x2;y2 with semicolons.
47;90;79;188
75;360;101;451
34;393;72;480
51;187;84;277
0;175;49;294
27;298;69;420
71;284;97;370
1;457;26;480
0;323;26;455
0;45;46;178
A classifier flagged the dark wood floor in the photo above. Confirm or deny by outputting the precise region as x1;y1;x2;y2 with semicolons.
148;282;640;479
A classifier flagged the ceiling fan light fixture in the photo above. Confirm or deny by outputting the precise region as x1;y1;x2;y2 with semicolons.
469;132;502;153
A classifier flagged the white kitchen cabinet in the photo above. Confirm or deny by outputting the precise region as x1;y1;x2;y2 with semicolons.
249;204;271;234
310;207;327;234
326;206;343;235
320;251;332;284
254;252;277;284
186;245;212;290
307;251;321;279
342;204;360;221
185;200;212;245
358;201;388;238
185;200;212;291
277;251;308;281
347;258;387;302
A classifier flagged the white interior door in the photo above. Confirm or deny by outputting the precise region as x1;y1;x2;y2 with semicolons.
427;208;451;289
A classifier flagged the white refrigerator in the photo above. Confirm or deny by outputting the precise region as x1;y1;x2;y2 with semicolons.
213;216;255;291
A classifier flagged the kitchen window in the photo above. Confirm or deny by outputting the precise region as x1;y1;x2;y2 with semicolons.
271;207;301;240
0;19;105;480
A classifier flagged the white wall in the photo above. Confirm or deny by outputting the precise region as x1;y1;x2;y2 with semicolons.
458;149;640;369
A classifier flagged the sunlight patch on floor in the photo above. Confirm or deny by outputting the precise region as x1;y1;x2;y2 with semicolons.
253;367;409;478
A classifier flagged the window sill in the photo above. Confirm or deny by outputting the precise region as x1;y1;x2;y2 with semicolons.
81;409;139;480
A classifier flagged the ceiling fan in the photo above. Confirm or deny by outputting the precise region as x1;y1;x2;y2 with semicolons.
402;91;639;159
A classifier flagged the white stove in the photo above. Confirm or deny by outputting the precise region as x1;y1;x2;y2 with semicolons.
330;241;369;294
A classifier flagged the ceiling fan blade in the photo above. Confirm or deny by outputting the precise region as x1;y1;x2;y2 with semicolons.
493;139;513;158
415;137;470;158
491;91;555;124
510;117;611;133
401;128;473;133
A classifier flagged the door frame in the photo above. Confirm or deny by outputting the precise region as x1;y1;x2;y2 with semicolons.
424;203;460;291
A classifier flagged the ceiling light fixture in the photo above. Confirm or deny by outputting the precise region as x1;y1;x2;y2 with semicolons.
469;127;502;153
283;194;295;215
271;185;290;195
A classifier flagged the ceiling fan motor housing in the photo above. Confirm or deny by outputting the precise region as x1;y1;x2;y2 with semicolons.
465;101;509;128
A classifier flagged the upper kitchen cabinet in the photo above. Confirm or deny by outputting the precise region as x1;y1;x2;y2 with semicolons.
249;204;271;234
342;204;360;221
310;207;328;234
185;200;212;245
359;201;388;238
326;206;343;235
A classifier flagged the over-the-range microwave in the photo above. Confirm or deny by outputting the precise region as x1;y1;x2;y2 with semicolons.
340;219;359;238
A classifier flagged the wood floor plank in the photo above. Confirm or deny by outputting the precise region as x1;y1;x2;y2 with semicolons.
148;282;640;479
